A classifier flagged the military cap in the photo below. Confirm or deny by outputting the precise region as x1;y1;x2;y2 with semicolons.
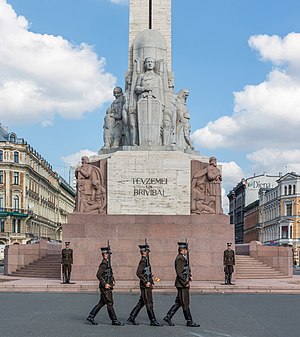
139;244;150;252
177;241;188;249
101;247;110;254
65;241;70;245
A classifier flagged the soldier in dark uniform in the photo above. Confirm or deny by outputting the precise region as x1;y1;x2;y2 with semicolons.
223;242;235;285
86;246;124;326
61;241;73;284
127;243;162;326
163;241;200;327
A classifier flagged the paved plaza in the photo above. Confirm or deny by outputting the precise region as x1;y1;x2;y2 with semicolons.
0;292;299;337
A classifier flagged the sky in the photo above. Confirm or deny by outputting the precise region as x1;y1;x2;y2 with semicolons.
1;0;300;210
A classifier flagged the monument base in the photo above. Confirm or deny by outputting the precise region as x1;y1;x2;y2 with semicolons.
64;214;233;281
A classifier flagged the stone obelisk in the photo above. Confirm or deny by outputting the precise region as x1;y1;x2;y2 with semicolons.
129;0;171;71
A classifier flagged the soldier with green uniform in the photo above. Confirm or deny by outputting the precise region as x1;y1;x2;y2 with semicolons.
163;241;200;327
61;241;73;284
223;242;235;285
127;242;162;326
86;245;124;326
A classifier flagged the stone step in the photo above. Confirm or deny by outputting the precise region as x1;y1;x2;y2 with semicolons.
9;254;61;279
235;255;284;279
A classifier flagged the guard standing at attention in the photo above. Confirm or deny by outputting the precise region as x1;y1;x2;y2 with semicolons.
61;241;73;284
127;241;162;326
223;242;235;285
86;243;124;326
163;241;200;327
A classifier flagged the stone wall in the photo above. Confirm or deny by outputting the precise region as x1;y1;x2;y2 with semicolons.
4;240;61;275
249;241;293;277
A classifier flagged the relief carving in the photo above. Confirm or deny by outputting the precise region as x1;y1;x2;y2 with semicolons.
191;157;223;215
75;156;107;214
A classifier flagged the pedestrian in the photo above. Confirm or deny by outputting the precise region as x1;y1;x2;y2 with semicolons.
163;241;200;327
86;244;124;326
127;241;162;326
61;241;73;284
223;242;235;285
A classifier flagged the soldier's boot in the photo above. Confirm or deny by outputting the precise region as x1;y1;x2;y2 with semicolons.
127;305;141;325
107;306;124;326
183;308;200;327
225;274;228;284
86;315;98;325
228;274;233;285
147;309;163;326
163;304;179;326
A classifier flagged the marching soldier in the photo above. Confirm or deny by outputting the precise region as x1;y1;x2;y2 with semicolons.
163;241;200;327
223;242;235;285
86;244;124;326
61;241;73;284
127;241;162;326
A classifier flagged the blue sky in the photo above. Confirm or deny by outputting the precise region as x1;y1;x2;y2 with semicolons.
1;0;300;199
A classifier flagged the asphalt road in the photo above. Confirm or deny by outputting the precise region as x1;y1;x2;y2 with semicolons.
0;292;298;337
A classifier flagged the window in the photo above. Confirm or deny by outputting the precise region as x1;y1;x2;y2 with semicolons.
286;203;292;216
13;195;19;211
0;171;3;184
0;150;3;162
14;151;19;163
0;195;3;210
9;134;16;143
0;219;4;232
293;185;296;195
13;172;19;185
284;186;287;195
288;185;292;195
282;226;288;239
12;219;20;233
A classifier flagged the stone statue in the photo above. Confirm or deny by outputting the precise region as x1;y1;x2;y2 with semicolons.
135;57;165;104
122;75;137;146
206;156;223;215
111;86;124;148
176;89;193;150
162;77;176;146
133;57;165;147
75;156;106;214
102;107;115;150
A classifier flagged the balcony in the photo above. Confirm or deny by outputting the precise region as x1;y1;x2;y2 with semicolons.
0;208;29;218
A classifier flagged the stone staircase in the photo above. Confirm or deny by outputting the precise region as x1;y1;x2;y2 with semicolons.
10;254;61;279
235;255;285;279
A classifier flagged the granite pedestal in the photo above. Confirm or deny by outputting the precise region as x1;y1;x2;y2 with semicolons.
64;213;233;281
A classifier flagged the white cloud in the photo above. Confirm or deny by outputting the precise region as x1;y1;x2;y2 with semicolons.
0;0;116;126
247;148;300;175
61;149;98;167
110;0;128;4
219;161;244;214
192;32;300;151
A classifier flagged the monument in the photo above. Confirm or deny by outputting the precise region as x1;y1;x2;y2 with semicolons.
64;0;233;281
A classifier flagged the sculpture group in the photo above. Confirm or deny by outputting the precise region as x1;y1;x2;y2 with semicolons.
101;30;194;151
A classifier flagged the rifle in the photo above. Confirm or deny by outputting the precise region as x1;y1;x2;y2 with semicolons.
183;238;190;282
144;238;152;283
106;240;112;285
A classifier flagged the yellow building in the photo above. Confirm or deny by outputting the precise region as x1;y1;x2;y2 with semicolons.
0;125;75;246
259;172;300;264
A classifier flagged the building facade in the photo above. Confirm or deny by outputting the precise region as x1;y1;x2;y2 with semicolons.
0;125;75;246
258;172;300;263
227;173;280;243
243;200;260;243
